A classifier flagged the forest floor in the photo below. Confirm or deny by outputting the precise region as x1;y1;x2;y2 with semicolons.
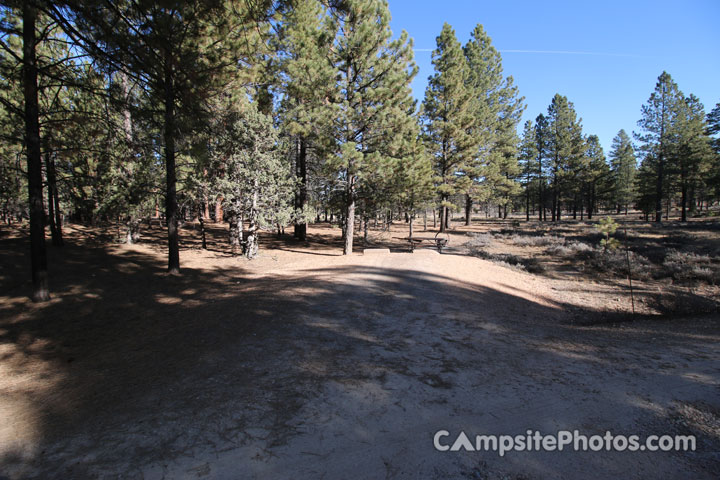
0;217;719;479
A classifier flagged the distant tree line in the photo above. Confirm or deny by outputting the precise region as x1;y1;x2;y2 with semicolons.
515;72;719;224
1;1;719;301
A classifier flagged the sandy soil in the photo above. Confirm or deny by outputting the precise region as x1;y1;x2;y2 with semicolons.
0;222;718;479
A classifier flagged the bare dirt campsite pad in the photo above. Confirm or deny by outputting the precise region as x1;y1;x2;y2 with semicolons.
1;221;719;479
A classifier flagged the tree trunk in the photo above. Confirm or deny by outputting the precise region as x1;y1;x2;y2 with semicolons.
680;184;687;222
23;2;49;301
439;195;447;233
343;173;355;255
215;197;223;222
245;187;259;259
655;153;664;223
363;214;369;245
294;138;308;240
525;187;530;221
432;208;436;228
198;204;207;250
572;197;577;219
556;200;561;221
409;215;414;241
227;205;242;255
465;195;472;226
164;57;180;274
44;152;63;246
423;210;427;231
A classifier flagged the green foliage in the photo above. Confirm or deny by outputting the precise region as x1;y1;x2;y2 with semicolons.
596;216;620;252
546;94;586;218
422;23;477;224
326;0;418;252
462;24;524;209
609;129;637;212
635;71;683;222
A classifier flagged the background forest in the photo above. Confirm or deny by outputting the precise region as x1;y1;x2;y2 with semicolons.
1;0;719;302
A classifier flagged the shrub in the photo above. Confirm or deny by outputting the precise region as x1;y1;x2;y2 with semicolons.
546;241;593;257
510;235;564;247
587;249;654;280
464;236;544;273
662;249;718;284
466;233;494;252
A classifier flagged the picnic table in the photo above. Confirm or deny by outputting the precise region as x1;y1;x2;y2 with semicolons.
400;232;450;253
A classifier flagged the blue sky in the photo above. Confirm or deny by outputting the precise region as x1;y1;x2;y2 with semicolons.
388;0;720;155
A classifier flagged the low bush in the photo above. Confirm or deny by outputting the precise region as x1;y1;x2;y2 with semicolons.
546;241;593;257
662;250;718;284
587;249;654;280
509;234;564;247
465;233;494;251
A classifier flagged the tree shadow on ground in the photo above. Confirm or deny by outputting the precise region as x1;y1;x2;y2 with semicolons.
0;227;718;479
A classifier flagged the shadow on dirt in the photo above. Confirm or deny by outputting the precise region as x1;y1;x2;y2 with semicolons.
0;225;718;479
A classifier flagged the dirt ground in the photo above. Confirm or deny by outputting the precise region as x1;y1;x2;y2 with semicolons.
0;219;719;479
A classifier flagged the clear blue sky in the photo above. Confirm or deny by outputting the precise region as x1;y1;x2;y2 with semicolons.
388;0;720;155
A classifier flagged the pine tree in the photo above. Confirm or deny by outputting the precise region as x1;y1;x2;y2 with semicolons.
546;94;585;221
462;24;524;222
583;135;609;219
329;0;417;254
277;0;337;241
21;1;49;300
392;121;433;241
674;94;714;221
211;101;293;259
609;129;637;214
422;23;477;232
706;103;720;202
50;0;270;272
518;120;538;221
635;71;683;222
0;2;53;300
534;114;550;221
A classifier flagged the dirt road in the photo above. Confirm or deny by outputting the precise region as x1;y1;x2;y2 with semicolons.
1;240;718;479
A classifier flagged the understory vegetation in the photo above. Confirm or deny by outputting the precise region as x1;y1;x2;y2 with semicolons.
466;224;720;286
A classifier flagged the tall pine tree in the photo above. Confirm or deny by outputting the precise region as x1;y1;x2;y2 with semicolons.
329;0;417;254
609;129;637;214
635;71;683;222
422;23;477;232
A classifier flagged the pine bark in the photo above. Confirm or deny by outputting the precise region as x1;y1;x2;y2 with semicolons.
45;151;63;246
164;56;180;274
465;195;472;226
294;138;308;240
23;2;49;301
343;174;355;255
